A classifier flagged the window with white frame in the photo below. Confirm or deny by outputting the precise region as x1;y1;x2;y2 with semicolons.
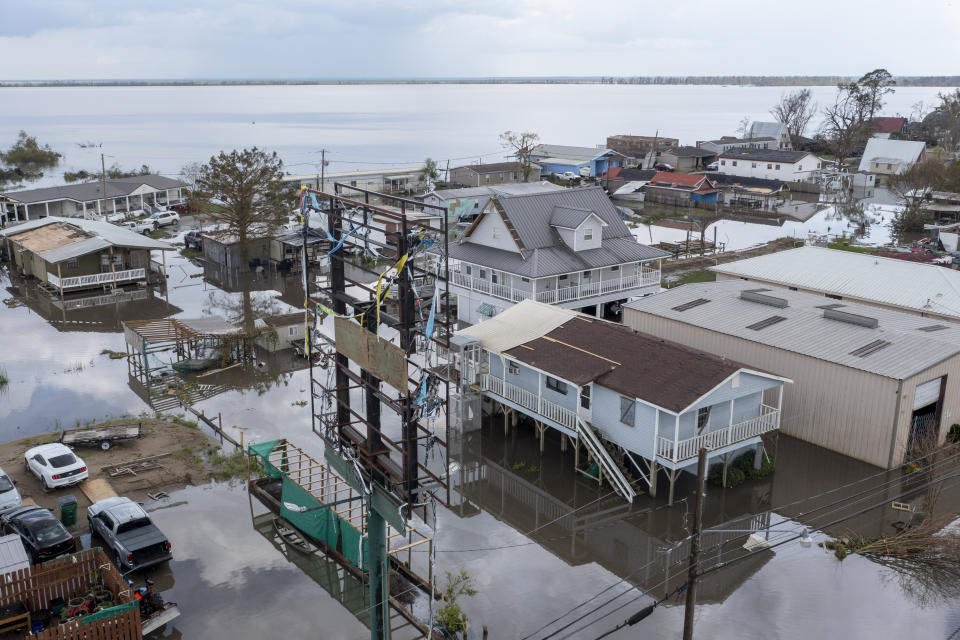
66;258;79;269
288;326;297;336
775;164;781;170
620;396;636;426
465;265;472;276
508;361;519;375
732;161;737;166
479;269;487;279
546;377;567;395
583;228;593;241
721;160;726;166
751;162;757;168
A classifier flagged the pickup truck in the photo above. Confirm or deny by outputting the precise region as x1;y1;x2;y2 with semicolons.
87;497;172;572
120;220;158;235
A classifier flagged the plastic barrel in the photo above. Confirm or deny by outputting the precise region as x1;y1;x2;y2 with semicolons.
57;494;78;527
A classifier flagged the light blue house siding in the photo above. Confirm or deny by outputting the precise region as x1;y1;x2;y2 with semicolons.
495;360;779;466
534;153;623;178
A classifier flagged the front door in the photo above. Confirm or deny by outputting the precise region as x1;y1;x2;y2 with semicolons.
579;385;592;421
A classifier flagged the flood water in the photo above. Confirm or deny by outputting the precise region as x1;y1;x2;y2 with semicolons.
2;80;960;636
1;217;959;639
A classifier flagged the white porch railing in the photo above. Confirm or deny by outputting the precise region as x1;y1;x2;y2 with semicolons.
480;374;577;431
47;268;146;291
656;404;780;464
451;266;660;306
479;373;636;501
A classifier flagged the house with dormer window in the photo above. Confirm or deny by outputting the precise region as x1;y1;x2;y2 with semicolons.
447;186;669;324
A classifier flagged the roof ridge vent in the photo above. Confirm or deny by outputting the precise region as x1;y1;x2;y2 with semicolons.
740;290;788;308
823;308;879;329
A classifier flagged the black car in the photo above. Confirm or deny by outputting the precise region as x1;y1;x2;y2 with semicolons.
1;505;77;564
184;230;203;251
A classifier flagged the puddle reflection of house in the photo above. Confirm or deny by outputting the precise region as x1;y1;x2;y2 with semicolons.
6;276;181;333
125;339;310;413
453;434;773;605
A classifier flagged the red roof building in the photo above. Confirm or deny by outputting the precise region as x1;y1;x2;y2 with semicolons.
871;117;907;134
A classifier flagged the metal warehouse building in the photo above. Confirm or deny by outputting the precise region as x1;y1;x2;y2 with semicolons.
624;280;960;468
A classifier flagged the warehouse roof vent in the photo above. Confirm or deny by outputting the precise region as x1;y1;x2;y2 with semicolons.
823;308;879;329
849;339;892;357
740;290;788;308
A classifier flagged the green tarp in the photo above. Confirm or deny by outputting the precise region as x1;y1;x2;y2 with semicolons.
278;476;367;570
80;600;139;625
248;439;284;479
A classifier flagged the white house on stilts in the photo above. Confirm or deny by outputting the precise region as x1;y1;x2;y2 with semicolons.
449;300;791;503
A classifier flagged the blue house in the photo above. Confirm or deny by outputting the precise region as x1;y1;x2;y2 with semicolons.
527;144;626;178
451;300;790;503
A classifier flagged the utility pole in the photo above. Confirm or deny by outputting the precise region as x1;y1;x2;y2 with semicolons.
445;159;450;185
100;153;109;219
321;149;327;193
682;448;707;640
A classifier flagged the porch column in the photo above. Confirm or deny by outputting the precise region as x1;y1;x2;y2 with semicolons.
777;384;784;411
125;196;130;213
44;202;50;217
166;189;173;203
594;303;602;317
537;372;543;414
673;414;680;461
82;201;87;217
728;399;735;428
57;263;63;300
97;200;102;215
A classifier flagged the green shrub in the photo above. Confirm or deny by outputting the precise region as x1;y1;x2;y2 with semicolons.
949;424;960;444
725;467;746;487
707;463;724;486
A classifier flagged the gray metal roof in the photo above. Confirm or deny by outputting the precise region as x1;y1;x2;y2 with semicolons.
709;246;960;320
0;534;29;577
0;216;174;263
550;206;598;229
718;149;812;163
531;144;622;161
625;280;960;380
749;122;788;139
451;186;668;276
428;182;563;201
857;138;926;173
663;146;718;157
2;175;185;204
453;162;523;174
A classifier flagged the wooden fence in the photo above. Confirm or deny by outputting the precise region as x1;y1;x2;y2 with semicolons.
0;548;141;640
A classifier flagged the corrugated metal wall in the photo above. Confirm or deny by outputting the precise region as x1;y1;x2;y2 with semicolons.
624;309;904;468
894;358;960;464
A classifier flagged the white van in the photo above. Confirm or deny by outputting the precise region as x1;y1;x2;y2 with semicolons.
0;468;21;514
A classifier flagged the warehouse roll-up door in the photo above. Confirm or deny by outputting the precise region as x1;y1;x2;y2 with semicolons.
913;377;942;410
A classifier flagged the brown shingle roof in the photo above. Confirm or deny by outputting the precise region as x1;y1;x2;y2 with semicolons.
262;312;304;327
504;316;745;412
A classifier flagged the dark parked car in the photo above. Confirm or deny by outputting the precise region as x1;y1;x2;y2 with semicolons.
1;505;77;564
184;230;203;251
653;163;675;172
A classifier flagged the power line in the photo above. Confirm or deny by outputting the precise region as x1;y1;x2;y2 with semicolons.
585;473;960;640
530;445;960;640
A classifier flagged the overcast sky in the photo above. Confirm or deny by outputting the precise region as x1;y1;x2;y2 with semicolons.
1;0;958;80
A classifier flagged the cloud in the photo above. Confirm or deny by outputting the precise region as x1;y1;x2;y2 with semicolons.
0;0;958;79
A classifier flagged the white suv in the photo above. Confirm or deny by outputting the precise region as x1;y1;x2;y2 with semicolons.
148;210;181;227
24;443;88;492
0;467;21;514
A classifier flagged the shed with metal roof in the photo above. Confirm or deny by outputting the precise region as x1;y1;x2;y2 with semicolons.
624;280;960;468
